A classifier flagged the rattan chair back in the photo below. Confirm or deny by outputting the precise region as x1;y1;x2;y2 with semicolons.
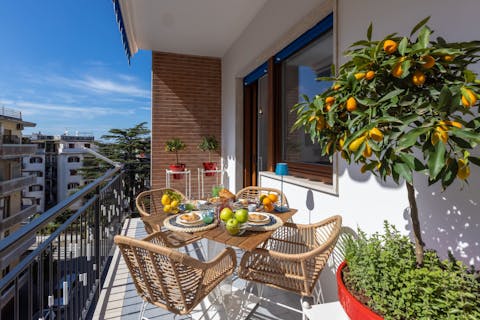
239;215;341;297
235;186;289;207
115;232;236;316
136;188;187;233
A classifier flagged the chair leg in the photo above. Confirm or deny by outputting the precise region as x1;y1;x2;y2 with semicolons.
300;296;311;320
139;300;148;320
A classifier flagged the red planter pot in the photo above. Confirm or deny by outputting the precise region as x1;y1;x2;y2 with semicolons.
169;164;186;179
202;162;217;176
337;261;383;320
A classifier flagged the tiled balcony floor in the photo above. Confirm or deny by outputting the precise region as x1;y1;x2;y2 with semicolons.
93;218;305;320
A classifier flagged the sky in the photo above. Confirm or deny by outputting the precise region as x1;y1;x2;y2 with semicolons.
0;1;151;139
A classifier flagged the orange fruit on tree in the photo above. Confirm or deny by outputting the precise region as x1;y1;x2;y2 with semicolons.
332;84;341;90
325;104;332;112
431;127;448;145
383;39;398;54
349;135;366;152
362;142;372;158
412;70;426;86
346;97;357;112
325;96;335;104
365;70;375;80
391;63;403;78
457;159;470;180
442;55;454;62
369;127;384;142
420;55;435;69
267;193;278;203
461;88;477;107
354;72;365;80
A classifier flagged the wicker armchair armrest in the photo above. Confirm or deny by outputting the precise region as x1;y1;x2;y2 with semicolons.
142;230;200;249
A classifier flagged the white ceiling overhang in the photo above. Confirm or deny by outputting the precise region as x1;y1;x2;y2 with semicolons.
114;0;268;61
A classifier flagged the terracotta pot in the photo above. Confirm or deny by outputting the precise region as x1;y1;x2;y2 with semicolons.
337;261;383;320
169;164;186;179
202;162;217;176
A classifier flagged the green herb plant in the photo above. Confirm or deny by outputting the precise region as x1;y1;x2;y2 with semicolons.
345;222;480;319
293;17;480;265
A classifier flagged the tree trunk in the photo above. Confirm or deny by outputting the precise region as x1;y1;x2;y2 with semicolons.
406;182;424;266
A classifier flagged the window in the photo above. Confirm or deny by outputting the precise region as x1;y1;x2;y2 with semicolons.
243;14;334;185
36;198;41;205
29;157;43;164
29;185;43;192
67;183;80;190
68;143;75;148
0;196;10;219
30;171;43;177
70;169;77;176
84;143;90;148
68;156;80;163
280;29;333;182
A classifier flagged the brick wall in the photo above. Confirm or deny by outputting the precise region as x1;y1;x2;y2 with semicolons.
151;52;222;199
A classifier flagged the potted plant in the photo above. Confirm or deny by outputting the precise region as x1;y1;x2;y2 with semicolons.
293;18;480;319
165;138;186;179
198;135;219;176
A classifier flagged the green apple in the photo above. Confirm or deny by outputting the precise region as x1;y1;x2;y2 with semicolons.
220;207;234;222
226;218;240;235
234;208;248;223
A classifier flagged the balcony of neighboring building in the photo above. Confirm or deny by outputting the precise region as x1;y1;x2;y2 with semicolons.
0;204;36;233
0;175;37;196
0;135;37;159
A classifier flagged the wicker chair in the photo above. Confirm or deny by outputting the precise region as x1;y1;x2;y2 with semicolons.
239;215;341;298
235;186;289;207
115;232;237;318
136;188;200;247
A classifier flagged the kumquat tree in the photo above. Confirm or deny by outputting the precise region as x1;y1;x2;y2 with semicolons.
293;17;480;265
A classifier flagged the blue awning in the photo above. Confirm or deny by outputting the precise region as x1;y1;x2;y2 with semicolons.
113;0;132;64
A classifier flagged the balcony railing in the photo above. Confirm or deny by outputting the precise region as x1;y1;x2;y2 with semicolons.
0;144;37;160
1;135;21;144
0;107;21;120
0;166;130;320
0;176;37;196
0;204;36;233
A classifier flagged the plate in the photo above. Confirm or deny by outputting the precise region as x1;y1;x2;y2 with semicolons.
248;212;270;225
177;212;202;225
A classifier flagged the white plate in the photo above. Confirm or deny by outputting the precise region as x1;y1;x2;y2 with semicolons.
248;212;270;224
177;212;202;225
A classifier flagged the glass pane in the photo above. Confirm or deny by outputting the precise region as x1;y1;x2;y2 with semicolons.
282;29;333;165
257;74;269;173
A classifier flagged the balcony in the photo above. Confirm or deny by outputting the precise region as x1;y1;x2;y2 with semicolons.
0;143;37;159
0;175;36;196
0;204;36;233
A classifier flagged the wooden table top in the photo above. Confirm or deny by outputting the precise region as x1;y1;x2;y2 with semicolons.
142;209;297;252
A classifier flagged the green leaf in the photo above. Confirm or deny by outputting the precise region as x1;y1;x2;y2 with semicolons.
450;136;472;149
450;128;480;144
367;23;373;41
397;128;429;150
442;159;458;188
428;141;446;179
417;26;431;49
378;89;405;103
410;16;431;36
398;37;408;56
468;156;480;167
437;86;452;109
394;162;413;184
464;69;476;83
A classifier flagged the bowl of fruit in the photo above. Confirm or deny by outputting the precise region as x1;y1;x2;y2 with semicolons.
219;207;249;236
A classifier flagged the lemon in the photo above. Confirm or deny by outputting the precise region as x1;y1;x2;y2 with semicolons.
163;204;172;213
362;143;372;158
354;72;365;80
349;136;366;152
461;88;477;107
161;194;171;206
369;128;384;142
171;200;179;208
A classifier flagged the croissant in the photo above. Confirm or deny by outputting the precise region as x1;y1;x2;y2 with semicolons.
219;188;235;200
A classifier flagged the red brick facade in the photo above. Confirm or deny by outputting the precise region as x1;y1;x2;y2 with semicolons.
151;52;221;198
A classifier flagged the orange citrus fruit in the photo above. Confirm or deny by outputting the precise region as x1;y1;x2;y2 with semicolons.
383;40;398;54
365;71;375;80
392;63;403;78
333;84;341;90
461;88;477;107
354;72;365;80
362;143;372;158
267;193;278;203
412;70;426;86
369;127;384;142
346;97;357;112
457;159;470;180
431;127;448;145
262;197;272;205
420;55;435;69
442;55;454;62
349;136;366;152
325;96;335;104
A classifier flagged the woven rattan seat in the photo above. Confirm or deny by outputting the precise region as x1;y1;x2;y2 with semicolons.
136;188;200;246
115;232;236;317
239;215;341;297
235;186;289;207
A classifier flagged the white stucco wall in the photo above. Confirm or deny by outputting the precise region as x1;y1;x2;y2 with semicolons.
222;0;480;302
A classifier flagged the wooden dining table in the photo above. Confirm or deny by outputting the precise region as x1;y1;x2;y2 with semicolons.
141;208;297;251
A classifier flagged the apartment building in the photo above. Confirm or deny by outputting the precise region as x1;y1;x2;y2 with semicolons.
0;107;37;273
22;133;95;213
